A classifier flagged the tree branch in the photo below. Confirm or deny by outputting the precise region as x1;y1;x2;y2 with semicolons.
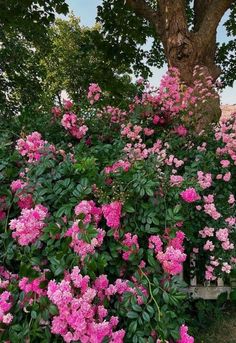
197;0;234;39
193;0;213;31
124;0;158;26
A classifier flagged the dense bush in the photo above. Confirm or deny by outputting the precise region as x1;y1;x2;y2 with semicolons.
0;69;235;342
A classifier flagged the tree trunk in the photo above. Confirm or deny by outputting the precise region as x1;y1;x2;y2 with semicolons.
156;0;221;130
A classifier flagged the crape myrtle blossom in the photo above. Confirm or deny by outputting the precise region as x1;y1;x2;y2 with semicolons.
9;205;48;246
197;171;212;189
10;179;33;209
180;188;200;203
121;233;139;261
0;291;13;325
61;113;88;140
46;267;136;342
16;132;55;163
65;221;105;260
87;83;102;105
149;231;186;275
177;324;194;343
102;201;122;230
65;200;104;260
104;160;131;174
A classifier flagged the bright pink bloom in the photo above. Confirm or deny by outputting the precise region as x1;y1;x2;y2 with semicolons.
121;233;139;261
16;132;54;163
102;201;122;229
177;324;194;343
174;125;188;137
180;188;200;203
0;291;13;325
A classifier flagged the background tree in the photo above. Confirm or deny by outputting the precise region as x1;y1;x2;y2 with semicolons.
42;15;137;105
0;0;69;118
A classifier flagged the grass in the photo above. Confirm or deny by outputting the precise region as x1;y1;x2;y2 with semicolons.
196;306;236;343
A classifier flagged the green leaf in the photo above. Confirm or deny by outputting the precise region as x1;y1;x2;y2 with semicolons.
127;311;139;319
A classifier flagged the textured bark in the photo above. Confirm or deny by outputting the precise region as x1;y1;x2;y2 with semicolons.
125;0;234;129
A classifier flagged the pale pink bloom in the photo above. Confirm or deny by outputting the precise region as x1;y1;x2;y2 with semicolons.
203;240;215;251
222;262;232;274
228;194;235;204
223;172;231;182
220;160;230;168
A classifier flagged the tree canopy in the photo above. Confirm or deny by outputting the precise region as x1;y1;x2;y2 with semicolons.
97;0;236;87
42;15;137;105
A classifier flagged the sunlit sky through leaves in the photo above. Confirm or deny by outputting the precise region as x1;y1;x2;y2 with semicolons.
65;0;235;104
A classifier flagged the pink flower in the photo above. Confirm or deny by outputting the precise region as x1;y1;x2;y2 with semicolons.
220;160;230;168
203;240;215;251
223;172;231;182
174;125;188;137
222;262;231;274
216;228;229;242
16;132;54;163
63;99;73;110
153;115;160;125
0;291;13;324
9;205;48;246
102;201;122;229
197;171;212;189
180;188;200;203
228;194;235;204
121;233;139;261
199;227;214;238
170;175;184;186
87;83;102;104
177;324;194;343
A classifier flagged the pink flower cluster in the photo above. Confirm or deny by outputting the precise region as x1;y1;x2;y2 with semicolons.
65;201;104;260
149;231;186;275
16;132;55;163
102;201;122;230
177;324;194;343
197;171;212;189
87;83;102;105
19;274;47;297
174;125;188;137
47;267;125;343
65;222;105;260
156;68;196;116
9;204;48;246
74;200;102;224
99;106;127;123
180;188;200;203
61;113;88;140
165;155;184;168
104;160;131;174
215;113;236;164
203;195;221;220
0;291;13;325
121;233;139;261
170;175;184;187
10;179;33;209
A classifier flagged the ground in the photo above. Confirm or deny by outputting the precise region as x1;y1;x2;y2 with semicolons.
196;307;236;343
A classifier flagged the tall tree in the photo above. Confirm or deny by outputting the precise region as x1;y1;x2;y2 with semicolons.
0;0;69;117
42;15;137;104
97;0;236;124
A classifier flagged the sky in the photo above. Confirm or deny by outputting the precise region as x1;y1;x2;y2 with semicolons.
65;0;235;104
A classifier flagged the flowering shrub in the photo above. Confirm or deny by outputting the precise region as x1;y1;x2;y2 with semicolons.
0;69;235;342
